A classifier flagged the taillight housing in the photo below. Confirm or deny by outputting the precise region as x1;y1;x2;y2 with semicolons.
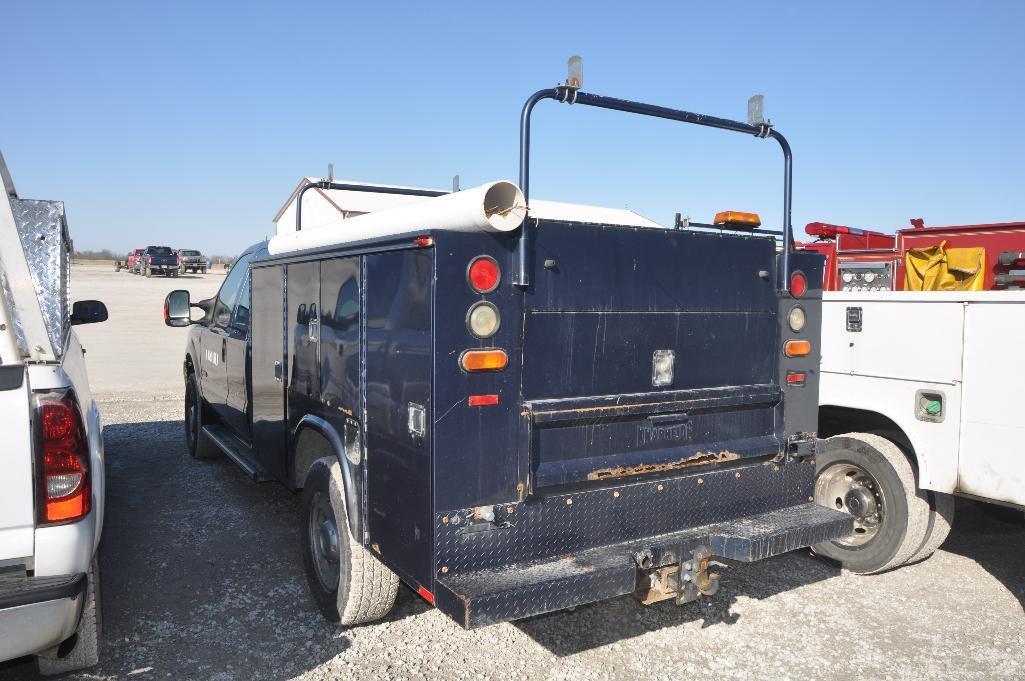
34;390;91;524
467;256;500;294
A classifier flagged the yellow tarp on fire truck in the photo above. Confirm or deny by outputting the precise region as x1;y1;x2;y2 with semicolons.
904;241;985;291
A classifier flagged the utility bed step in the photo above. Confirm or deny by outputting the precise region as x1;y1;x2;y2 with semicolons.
434;503;850;628
202;425;271;481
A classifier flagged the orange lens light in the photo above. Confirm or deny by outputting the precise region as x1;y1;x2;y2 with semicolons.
460;349;508;372
713;211;761;228
784;340;812;357
468;256;500;293
468;394;500;406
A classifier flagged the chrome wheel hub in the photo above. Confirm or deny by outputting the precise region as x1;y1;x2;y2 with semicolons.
816;463;885;547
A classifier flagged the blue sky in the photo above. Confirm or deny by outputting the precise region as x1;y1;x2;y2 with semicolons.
2;1;1023;254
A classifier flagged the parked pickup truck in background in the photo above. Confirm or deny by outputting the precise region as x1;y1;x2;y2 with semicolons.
140;245;179;278
0;151;108;674
178;249;207;274
126;248;145;274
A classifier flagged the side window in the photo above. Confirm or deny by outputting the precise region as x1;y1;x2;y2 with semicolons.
213;253;253;327
230;273;252;335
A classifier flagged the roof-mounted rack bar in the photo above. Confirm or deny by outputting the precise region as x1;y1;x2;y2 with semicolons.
515;86;795;291
295;181;448;232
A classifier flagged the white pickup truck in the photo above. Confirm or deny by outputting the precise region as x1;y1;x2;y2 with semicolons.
0;153;108;673
812;290;1025;573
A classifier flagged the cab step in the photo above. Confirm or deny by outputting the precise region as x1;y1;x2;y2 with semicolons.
202;424;271;481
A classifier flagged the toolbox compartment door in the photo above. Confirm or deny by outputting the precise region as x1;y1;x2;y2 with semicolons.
526;385;781;488
522;222;782;490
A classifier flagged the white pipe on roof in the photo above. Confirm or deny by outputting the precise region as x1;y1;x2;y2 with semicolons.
268;180;526;255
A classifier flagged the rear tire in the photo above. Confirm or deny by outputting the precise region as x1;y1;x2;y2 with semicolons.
907;491;956;564
185;372;219;459
36;558;101;675
300;459;399;625
145;266;152;278
812;433;931;574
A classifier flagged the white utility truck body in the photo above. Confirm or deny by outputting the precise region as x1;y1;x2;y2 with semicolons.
819;290;1025;508
0;152;106;673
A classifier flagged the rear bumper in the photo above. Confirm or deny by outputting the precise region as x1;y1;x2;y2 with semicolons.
0;573;86;662
435;502;850;628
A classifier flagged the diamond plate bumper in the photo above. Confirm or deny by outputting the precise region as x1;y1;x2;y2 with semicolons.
435;502;850;628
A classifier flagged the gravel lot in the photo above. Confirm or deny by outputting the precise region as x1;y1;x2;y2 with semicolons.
2;265;1023;680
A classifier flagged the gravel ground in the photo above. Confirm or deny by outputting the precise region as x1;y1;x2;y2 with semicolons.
2;266;1023;680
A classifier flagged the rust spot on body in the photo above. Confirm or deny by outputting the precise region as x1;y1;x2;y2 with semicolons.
587;450;740;481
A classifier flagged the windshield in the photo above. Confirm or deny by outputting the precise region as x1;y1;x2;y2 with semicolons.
180;250;200;256
148;246;173;256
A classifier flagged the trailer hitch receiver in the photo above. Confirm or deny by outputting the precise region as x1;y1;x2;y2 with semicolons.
634;545;721;606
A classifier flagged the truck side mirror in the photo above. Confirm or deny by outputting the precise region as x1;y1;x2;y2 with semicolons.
164;290;193;327
70;300;108;326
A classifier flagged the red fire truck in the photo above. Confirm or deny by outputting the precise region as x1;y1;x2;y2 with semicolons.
798;219;1025;291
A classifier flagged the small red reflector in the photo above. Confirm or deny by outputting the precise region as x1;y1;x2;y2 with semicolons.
786;371;807;386
790;272;808;298
468;256;500;293
784;340;812;357
468;394;500;407
413;236;434;248
417;585;435;605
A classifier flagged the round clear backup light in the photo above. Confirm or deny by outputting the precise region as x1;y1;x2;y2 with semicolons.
467;302;500;338
788;306;806;332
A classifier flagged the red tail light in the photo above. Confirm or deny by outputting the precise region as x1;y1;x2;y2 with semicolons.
790;271;808;298
148;256;153;264
36;391;90;523
467;256;500;293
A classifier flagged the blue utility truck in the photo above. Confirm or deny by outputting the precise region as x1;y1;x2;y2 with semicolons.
163;77;848;628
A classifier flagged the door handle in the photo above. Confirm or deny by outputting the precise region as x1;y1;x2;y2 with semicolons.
273;361;283;382
221;337;227;362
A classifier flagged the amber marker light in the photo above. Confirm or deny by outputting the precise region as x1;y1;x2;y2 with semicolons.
460;349;508;372
784;340;812;357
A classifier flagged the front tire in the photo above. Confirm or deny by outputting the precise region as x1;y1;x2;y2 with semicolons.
185;372;219;459
812;433;931;574
144;266;152;278
36;558;101;675
301;460;398;625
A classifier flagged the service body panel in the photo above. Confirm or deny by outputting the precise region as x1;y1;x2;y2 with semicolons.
819;290;1025;507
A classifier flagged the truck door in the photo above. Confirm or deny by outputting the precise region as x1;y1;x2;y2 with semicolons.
252;264;287;478
287;261;321;454
319;256;361;427
958;300;1025;506
222;271;251;438
364;250;433;588
202;253;252;418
